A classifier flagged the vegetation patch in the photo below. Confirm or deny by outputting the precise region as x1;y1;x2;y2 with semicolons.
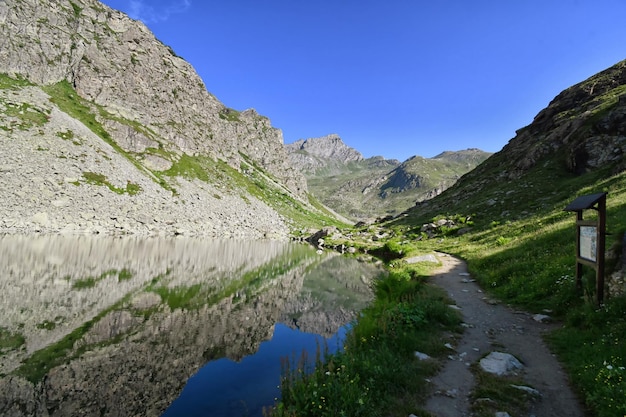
16;319;94;383
162;153;213;183
152;245;317;311
269;264;461;417
379;155;626;416
81;171;142;195
36;320;57;331
72;269;133;290
0;73;33;90
14;288;139;383
42;81;158;185
0;327;25;351
161;153;345;231
547;296;626;417
469;368;539;417
3;101;49;130
218;107;241;122
280;144;626;415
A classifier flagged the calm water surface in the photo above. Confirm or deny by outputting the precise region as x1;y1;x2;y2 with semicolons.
0;235;381;417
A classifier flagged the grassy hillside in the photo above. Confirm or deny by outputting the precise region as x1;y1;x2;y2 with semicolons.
386;159;626;416
306;150;490;221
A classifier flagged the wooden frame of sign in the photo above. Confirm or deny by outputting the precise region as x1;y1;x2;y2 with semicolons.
564;192;607;305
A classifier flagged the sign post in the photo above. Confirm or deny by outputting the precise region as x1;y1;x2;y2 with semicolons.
564;192;607;305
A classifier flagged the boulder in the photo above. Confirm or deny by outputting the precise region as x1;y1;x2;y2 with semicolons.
479;352;523;376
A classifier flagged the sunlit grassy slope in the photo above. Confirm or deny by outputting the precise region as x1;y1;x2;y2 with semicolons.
386;148;626;417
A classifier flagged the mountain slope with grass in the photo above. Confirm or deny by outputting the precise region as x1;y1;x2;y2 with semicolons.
286;135;491;221
384;58;626;417
0;0;341;237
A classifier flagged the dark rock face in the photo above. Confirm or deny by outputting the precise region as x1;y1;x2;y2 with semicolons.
495;60;626;179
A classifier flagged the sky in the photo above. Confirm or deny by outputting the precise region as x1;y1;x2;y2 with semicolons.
99;0;626;161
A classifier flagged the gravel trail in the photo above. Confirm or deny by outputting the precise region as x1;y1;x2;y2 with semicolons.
422;253;585;417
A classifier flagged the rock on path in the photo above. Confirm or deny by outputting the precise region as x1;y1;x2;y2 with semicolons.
422;253;584;417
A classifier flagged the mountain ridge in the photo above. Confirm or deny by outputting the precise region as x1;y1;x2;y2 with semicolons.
285;134;491;220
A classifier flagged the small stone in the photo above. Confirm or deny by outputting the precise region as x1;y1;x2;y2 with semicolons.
444;389;458;398
511;384;541;396
480;352;523;376
51;198;70;207
30;211;49;226
405;254;438;264
533;314;551;323
414;351;431;361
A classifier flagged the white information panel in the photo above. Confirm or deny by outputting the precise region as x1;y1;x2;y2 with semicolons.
579;225;597;262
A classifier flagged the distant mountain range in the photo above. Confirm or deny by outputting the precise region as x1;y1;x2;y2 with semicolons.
286;135;491;220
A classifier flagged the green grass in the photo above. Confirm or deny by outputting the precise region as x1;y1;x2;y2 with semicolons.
302;151;489;220
72;269;134;290
6;76;342;232
81;171;142;195
470;368;539;417
42;80;163;188
280;147;626;416
3;102;50;130
15;321;92;383
218;107;241;122
269;264;461;417
0;73;33;90
152;244;317;310
547;297;626;417
43;81;112;142
0;327;25;351
161;152;347;232
36;320;57;331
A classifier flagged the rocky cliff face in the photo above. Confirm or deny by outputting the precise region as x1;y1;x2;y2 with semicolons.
494;59;626;179
0;0;310;237
285;134;365;173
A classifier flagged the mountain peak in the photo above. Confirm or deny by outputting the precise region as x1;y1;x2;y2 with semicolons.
286;134;363;173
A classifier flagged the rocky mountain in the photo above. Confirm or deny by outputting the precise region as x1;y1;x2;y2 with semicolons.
396;58;626;225
286;135;491;220
286;134;365;173
0;0;323;238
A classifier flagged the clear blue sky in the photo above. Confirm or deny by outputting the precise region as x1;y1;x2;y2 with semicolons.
100;0;626;161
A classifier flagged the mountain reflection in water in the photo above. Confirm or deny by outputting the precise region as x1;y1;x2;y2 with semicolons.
0;235;382;417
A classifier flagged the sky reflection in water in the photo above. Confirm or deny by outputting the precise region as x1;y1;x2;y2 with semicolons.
164;323;349;417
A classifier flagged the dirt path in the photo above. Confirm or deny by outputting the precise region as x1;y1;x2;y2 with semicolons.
422;253;585;417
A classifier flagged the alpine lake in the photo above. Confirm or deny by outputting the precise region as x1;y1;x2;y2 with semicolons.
0;235;384;417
